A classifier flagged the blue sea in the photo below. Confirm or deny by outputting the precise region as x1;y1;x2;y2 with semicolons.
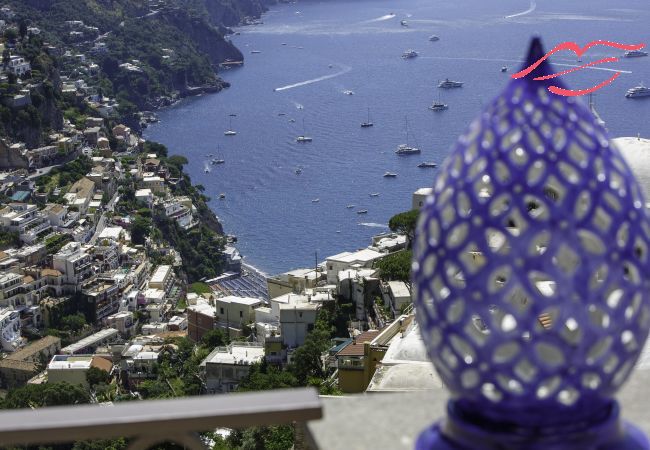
144;0;650;275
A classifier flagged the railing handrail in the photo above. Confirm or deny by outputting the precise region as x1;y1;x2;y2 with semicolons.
0;387;322;446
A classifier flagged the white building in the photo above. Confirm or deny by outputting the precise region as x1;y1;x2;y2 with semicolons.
47;354;112;387
280;302;319;348
105;311;135;337
412;187;433;210
200;343;265;393
148;265;174;293
164;200;194;230
0;308;22;351
215;296;262;331
135;189;153;207
7;56;31;76
325;249;384;285
53;242;93;287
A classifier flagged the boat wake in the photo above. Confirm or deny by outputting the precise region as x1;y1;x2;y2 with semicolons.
358;222;389;228
418;56;632;74
364;13;396;23
275;65;352;92
505;0;536;19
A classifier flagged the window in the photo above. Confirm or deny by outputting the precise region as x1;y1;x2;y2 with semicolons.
239;311;243;318
220;307;224;314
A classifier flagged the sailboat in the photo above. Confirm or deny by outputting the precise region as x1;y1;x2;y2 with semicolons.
211;145;225;165
361;107;374;128
395;116;421;155
429;92;448;111
296;118;312;143
224;114;237;136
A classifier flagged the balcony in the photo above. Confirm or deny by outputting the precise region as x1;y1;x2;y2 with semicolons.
0;370;649;449
0;388;321;449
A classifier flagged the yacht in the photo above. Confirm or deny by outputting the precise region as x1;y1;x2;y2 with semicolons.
357;209;368;214
343;90;354;95
383;172;397;178
395;116;421;155
346;204;355;209
418;161;437;168
361;107;374;128
625;84;650;98
402;49;418;59
624;50;648;58
312;198;320;203
438;78;463;88
212;159;225;165
400;20;408;27
429;101;448;111
396;144;421;155
429;35;440;41
369;193;380;197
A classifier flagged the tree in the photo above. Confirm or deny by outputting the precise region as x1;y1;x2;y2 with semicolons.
388;209;420;248
19;21;27;40
86;366;110;389
376;250;413;284
238;362;298;392
61;313;87;332
166;155;188;169
131;215;152;245
1;382;90;409
201;329;226;349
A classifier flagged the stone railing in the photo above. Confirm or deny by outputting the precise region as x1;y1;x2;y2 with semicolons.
0;388;321;450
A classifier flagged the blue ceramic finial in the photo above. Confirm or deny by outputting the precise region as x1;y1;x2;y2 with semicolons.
413;37;650;449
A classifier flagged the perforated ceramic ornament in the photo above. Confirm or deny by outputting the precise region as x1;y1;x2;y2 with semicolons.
413;38;650;449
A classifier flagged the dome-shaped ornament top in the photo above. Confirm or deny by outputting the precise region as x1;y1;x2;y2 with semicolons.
413;37;650;449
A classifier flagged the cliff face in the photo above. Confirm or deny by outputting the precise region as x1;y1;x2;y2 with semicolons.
200;0;274;27
161;8;243;66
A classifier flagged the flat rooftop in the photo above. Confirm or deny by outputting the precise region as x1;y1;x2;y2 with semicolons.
203;344;264;366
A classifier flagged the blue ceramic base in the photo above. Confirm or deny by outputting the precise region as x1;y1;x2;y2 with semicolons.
416;401;650;450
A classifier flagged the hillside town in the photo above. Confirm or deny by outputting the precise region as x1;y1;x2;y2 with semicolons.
0;3;435;421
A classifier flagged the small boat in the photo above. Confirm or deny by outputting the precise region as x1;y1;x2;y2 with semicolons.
219;193;226;199
329;64;333;68
369;193;380;197
357;210;368;214
278;112;286;116
418;162;437;168
361;107;373;128
429;35;440;41
383;172;397;178
212;159;225;165
295;168;302;174
501;66;508;72
312;198;320;203
281;43;287;46
204;168;210;173
343;90;354;95
346;204;355;209
402;49;418;59
438;78;463;88
624;50;649;58
289;118;296;123
250;50;261;54
400;20;408;27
